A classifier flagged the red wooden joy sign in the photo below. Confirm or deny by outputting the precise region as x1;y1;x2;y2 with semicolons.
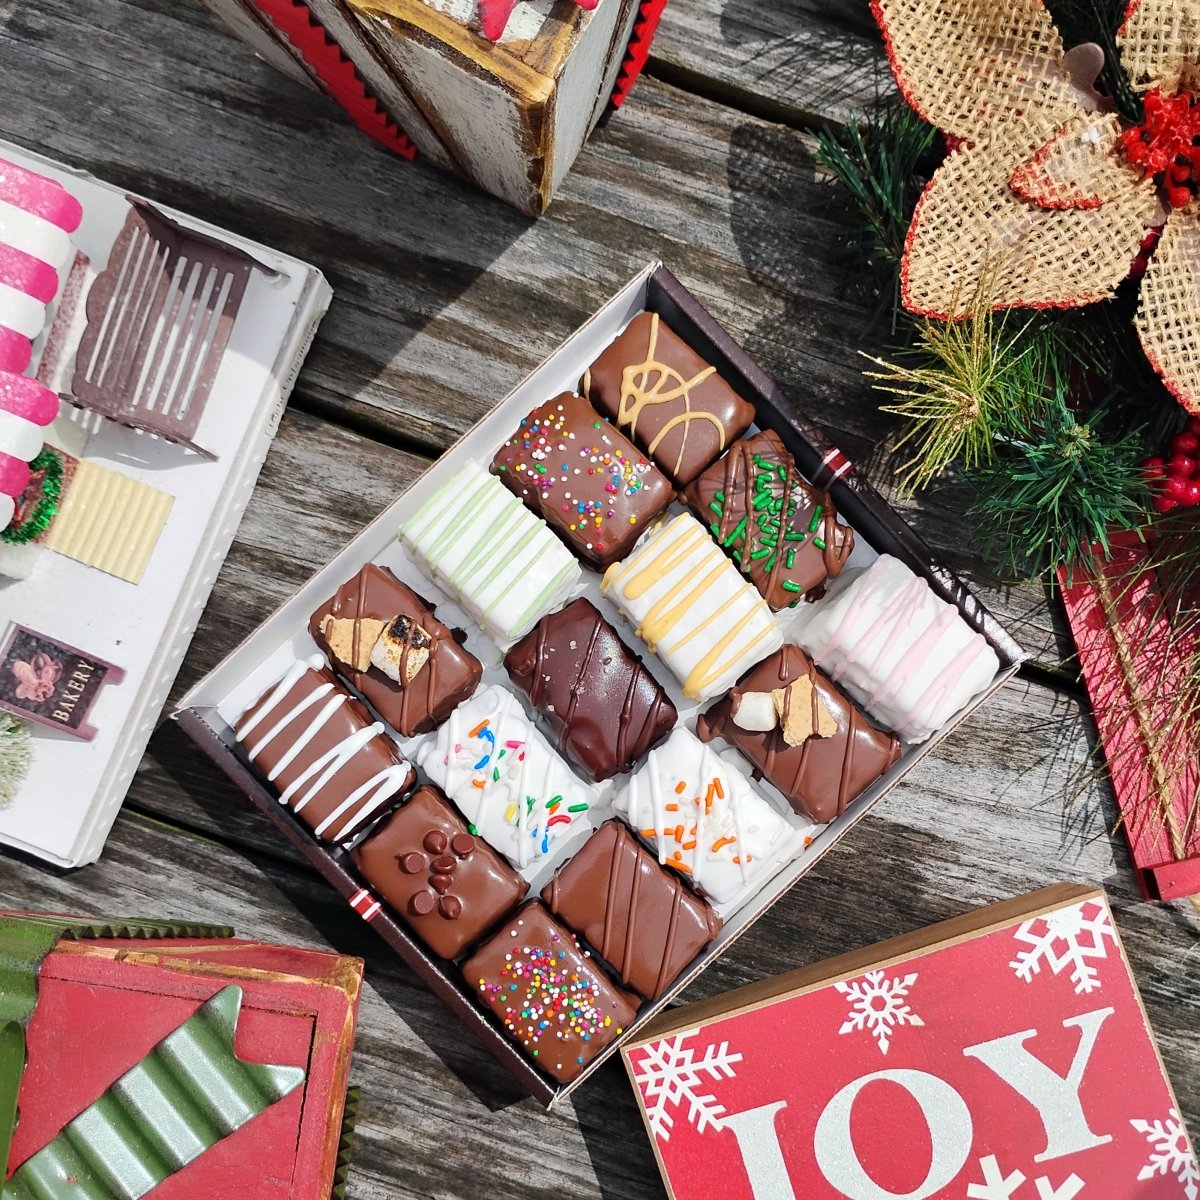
626;889;1196;1200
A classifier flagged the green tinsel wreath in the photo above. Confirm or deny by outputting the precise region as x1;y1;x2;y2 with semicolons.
1;448;64;546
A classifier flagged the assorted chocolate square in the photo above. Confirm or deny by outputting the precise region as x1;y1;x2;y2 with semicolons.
228;307;1001;1088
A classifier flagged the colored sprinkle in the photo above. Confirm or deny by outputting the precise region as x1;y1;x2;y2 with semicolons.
782;580;803;593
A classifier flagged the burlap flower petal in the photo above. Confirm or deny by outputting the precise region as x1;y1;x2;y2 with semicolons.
1118;0;1200;97
1011;113;1149;209
872;0;1079;143
1136;207;1200;414
903;122;1159;317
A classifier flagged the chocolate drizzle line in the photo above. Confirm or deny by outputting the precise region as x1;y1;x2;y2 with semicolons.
508;599;676;781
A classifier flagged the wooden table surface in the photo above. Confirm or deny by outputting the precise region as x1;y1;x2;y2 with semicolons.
1;3;1196;1197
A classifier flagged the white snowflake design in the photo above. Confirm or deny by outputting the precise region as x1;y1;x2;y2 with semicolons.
631;1029;743;1144
1010;900;1116;995
835;968;924;1055
966;1156;1084;1200
1131;1109;1199;1200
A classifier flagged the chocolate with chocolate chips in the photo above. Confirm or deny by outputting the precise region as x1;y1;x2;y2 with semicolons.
351;785;528;960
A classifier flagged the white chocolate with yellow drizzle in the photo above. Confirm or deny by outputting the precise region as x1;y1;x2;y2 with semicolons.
614;727;795;907
601;512;783;701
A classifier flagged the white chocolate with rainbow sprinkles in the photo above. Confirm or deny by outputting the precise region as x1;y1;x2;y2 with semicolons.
615;727;796;908
417;684;597;872
400;459;582;647
601;512;783;702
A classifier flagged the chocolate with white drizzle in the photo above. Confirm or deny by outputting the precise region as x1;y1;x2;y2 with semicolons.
683;429;855;608
697;644;901;824
235;656;416;843
504;598;676;782
416;684;597;871
310;563;482;737
789;553;1001;743
613;727;795;908
601;512;783;702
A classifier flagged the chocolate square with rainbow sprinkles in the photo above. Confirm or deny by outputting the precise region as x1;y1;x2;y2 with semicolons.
462;901;639;1084
491;392;673;568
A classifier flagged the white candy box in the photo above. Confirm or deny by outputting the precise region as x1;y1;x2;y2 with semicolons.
175;262;1024;1106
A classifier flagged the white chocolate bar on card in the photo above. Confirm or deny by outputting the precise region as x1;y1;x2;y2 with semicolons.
601;512;783;702
615;727;797;908
789;553;1001;743
417;683;597;870
400;460;581;646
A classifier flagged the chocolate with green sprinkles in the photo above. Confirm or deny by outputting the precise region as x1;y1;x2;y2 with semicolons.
683;429;854;609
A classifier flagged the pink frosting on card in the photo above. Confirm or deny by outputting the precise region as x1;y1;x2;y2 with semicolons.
0;449;31;497
0;244;59;303
0;328;32;374
0;371;58;425
0;157;83;232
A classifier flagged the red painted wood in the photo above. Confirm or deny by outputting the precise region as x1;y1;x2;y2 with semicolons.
8;936;362;1199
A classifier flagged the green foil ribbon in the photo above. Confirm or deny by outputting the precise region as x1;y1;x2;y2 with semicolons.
3;987;304;1200
0;915;310;1199
0;448;64;546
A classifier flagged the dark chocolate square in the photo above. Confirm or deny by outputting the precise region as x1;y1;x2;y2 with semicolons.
309;563;482;737
351;785;528;960
683;429;855;608
462;901;639;1084
583;311;755;487
696;644;901;823
504;598;677;782
491;392;673;568
542;821;721;1000
235;659;416;843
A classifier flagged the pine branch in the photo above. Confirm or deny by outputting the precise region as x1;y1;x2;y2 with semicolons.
0;713;31;808
814;103;939;329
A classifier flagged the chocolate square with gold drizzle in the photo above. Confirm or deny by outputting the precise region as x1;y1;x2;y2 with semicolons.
684;429;855;608
583;312;755;487
463;901;639;1084
492;392;673;568
351;785;528;960
504;598;676;782
543;821;721;1000
310;563;482;737
696;644;901;824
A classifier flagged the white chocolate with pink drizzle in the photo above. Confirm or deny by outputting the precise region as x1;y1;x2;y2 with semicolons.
788;554;1000;743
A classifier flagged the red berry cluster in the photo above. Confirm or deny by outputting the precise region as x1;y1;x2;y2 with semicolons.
1121;88;1200;209
1143;416;1200;512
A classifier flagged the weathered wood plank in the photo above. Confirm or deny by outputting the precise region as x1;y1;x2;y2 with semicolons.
0;0;1068;666
653;0;888;130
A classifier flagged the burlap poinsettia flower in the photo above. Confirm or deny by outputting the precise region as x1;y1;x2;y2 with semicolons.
874;0;1200;413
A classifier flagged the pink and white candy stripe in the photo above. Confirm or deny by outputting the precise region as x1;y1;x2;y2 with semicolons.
0;154;76;532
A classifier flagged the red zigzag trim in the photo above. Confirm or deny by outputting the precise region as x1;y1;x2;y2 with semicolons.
254;0;418;158
613;0;667;107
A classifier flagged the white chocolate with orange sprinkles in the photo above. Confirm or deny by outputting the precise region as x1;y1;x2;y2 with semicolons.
614;727;794;907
